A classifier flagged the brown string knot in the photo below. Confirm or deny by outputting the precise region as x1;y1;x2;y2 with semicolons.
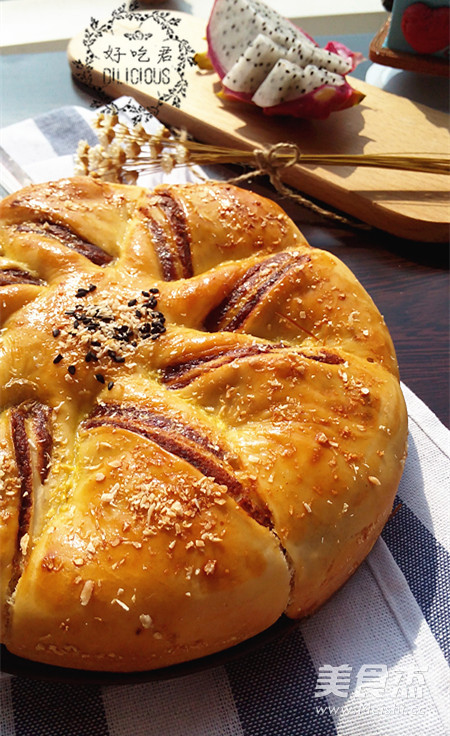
253;143;302;176
229;142;370;230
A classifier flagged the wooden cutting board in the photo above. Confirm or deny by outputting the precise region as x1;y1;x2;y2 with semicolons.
67;10;449;241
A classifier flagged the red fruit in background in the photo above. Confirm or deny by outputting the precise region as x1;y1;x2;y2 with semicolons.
401;2;450;54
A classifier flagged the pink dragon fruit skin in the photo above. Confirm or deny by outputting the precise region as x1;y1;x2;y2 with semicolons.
219;39;363;117
205;0;364;120
220;79;363;120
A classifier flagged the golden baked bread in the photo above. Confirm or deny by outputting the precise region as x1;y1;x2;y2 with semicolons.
0;177;407;672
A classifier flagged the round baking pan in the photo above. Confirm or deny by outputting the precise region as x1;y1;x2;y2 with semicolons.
0;615;298;685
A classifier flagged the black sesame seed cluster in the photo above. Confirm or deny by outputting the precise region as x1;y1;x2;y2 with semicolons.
52;285;166;387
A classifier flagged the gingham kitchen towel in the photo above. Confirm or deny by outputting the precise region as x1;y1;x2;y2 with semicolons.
0;99;449;736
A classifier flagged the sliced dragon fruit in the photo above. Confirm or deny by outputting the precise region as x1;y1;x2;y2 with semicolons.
297;46;352;76
262;84;364;120
222;34;289;93
203;0;363;119
252;60;345;106
254;65;363;120
206;0;314;77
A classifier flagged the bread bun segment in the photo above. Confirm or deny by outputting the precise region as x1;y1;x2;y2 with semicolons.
0;178;407;671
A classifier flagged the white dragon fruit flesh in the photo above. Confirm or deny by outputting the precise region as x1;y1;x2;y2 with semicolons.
222;34;289;93
203;0;363;119
252;60;345;107
207;0;313;76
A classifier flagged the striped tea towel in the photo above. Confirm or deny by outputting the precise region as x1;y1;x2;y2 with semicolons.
0;97;204;196
0;98;449;736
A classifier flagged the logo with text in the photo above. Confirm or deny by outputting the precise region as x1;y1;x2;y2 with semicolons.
72;2;196;114
313;663;429;718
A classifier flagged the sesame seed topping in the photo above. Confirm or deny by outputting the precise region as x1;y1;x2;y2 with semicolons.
111;598;130;611
68;365;76;375
19;533;29;555
139;614;152;629
58;286;166;385
108;351;125;364
204;560;216;575
80;580;94;606
53;354;63;364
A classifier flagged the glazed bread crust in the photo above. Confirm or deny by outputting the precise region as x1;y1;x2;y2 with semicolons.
0;177;407;671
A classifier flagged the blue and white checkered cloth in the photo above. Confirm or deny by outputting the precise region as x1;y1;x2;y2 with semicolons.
1;98;449;736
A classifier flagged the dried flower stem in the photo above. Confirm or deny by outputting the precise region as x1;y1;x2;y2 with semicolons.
75;113;450;181
74;112;449;227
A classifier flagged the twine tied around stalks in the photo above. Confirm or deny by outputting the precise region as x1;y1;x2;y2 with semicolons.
255;142;302;172
228;142;369;228
74;112;450;231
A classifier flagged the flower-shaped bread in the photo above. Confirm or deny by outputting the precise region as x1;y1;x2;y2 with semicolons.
0;178;407;671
